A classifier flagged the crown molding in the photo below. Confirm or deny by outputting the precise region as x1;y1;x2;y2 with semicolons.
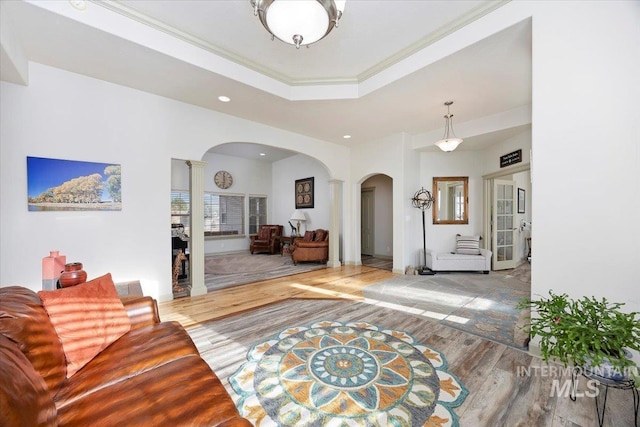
358;0;510;82
94;0;301;85
93;0;509;88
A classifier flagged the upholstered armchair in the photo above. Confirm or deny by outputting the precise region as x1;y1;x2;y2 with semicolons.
291;229;329;265
250;225;283;254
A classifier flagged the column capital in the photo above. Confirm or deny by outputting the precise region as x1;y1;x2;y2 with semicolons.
186;160;207;169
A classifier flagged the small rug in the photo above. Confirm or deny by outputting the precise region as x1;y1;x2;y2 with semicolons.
439;286;530;350
204;253;326;292
495;262;531;285
362;274;530;350
230;320;468;427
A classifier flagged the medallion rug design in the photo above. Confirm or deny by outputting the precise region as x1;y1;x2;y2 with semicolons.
229;321;468;427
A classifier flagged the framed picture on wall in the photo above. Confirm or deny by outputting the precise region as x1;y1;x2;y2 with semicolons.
518;187;525;214
27;156;122;211
295;177;314;209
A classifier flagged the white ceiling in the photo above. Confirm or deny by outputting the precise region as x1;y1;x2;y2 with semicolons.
0;0;532;160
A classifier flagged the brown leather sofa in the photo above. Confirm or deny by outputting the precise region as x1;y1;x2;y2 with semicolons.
0;285;252;427
249;224;282;254
291;229;329;265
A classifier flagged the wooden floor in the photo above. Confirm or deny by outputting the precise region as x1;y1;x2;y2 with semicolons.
159;265;638;427
159;264;393;327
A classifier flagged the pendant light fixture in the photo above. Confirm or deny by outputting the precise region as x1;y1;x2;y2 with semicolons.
434;101;463;152
250;0;346;49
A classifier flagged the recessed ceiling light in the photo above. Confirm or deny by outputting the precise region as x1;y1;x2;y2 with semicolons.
218;96;231;103
69;0;87;10
343;135;351;139
259;153;266;156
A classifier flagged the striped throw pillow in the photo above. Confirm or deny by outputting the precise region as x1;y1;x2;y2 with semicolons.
38;273;131;377
456;235;481;255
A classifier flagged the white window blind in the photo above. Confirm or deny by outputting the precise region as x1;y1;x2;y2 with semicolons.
249;196;267;234
171;190;190;235
204;192;244;236
172;191;263;237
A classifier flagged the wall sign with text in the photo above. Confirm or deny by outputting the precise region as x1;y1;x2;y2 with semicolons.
500;149;522;168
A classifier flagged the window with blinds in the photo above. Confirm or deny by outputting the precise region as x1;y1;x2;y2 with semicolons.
171;190;261;237
204;193;244;236
249;196;267;235
171;190;190;235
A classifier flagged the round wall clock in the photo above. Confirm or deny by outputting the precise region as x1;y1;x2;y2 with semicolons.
214;170;233;189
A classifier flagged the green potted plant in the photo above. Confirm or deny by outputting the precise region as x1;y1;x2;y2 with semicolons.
518;291;640;381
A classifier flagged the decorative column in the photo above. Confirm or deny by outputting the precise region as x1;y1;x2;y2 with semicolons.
186;160;207;296
327;179;342;268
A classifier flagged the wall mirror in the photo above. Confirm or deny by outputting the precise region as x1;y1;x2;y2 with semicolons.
433;176;469;224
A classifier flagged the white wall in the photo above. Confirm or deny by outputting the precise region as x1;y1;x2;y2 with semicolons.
481;130;532;176
530;0;640;315
272;154;331;237
0;63;349;301
350;133;419;273
420;151;485;252
362;174;393;257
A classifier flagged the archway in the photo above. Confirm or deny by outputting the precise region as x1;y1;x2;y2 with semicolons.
170;142;344;298
359;173;393;271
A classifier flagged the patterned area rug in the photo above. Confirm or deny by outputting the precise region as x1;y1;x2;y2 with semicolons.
204;253;326;292
495;262;531;285
439;287;530;350
362;273;530;350
230;321;468;427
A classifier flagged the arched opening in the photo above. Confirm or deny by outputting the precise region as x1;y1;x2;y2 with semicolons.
170;142;341;297
359;174;393;271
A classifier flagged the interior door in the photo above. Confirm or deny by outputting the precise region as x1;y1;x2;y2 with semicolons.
492;179;517;270
361;188;375;256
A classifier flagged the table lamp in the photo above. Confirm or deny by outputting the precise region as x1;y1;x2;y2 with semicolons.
290;210;306;237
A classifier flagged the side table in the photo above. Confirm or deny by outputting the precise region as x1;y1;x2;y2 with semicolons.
280;236;294;256
570;367;639;427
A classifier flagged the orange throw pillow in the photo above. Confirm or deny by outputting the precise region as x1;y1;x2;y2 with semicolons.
38;273;131;378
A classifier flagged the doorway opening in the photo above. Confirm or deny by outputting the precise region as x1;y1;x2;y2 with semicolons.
360;174;393;271
482;164;531;284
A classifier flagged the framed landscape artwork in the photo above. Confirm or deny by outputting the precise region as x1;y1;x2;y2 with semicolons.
27;156;122;211
295;177;314;209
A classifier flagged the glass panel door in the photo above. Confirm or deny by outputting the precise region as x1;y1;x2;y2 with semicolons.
492;179;517;270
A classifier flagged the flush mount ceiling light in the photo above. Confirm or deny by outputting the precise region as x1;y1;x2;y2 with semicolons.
434;101;464;152
69;0;87;11
250;0;345;49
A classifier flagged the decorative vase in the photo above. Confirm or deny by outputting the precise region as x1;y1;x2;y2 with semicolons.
42;250;66;290
58;262;88;288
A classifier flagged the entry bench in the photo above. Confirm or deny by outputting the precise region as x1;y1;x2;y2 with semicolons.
425;248;492;273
